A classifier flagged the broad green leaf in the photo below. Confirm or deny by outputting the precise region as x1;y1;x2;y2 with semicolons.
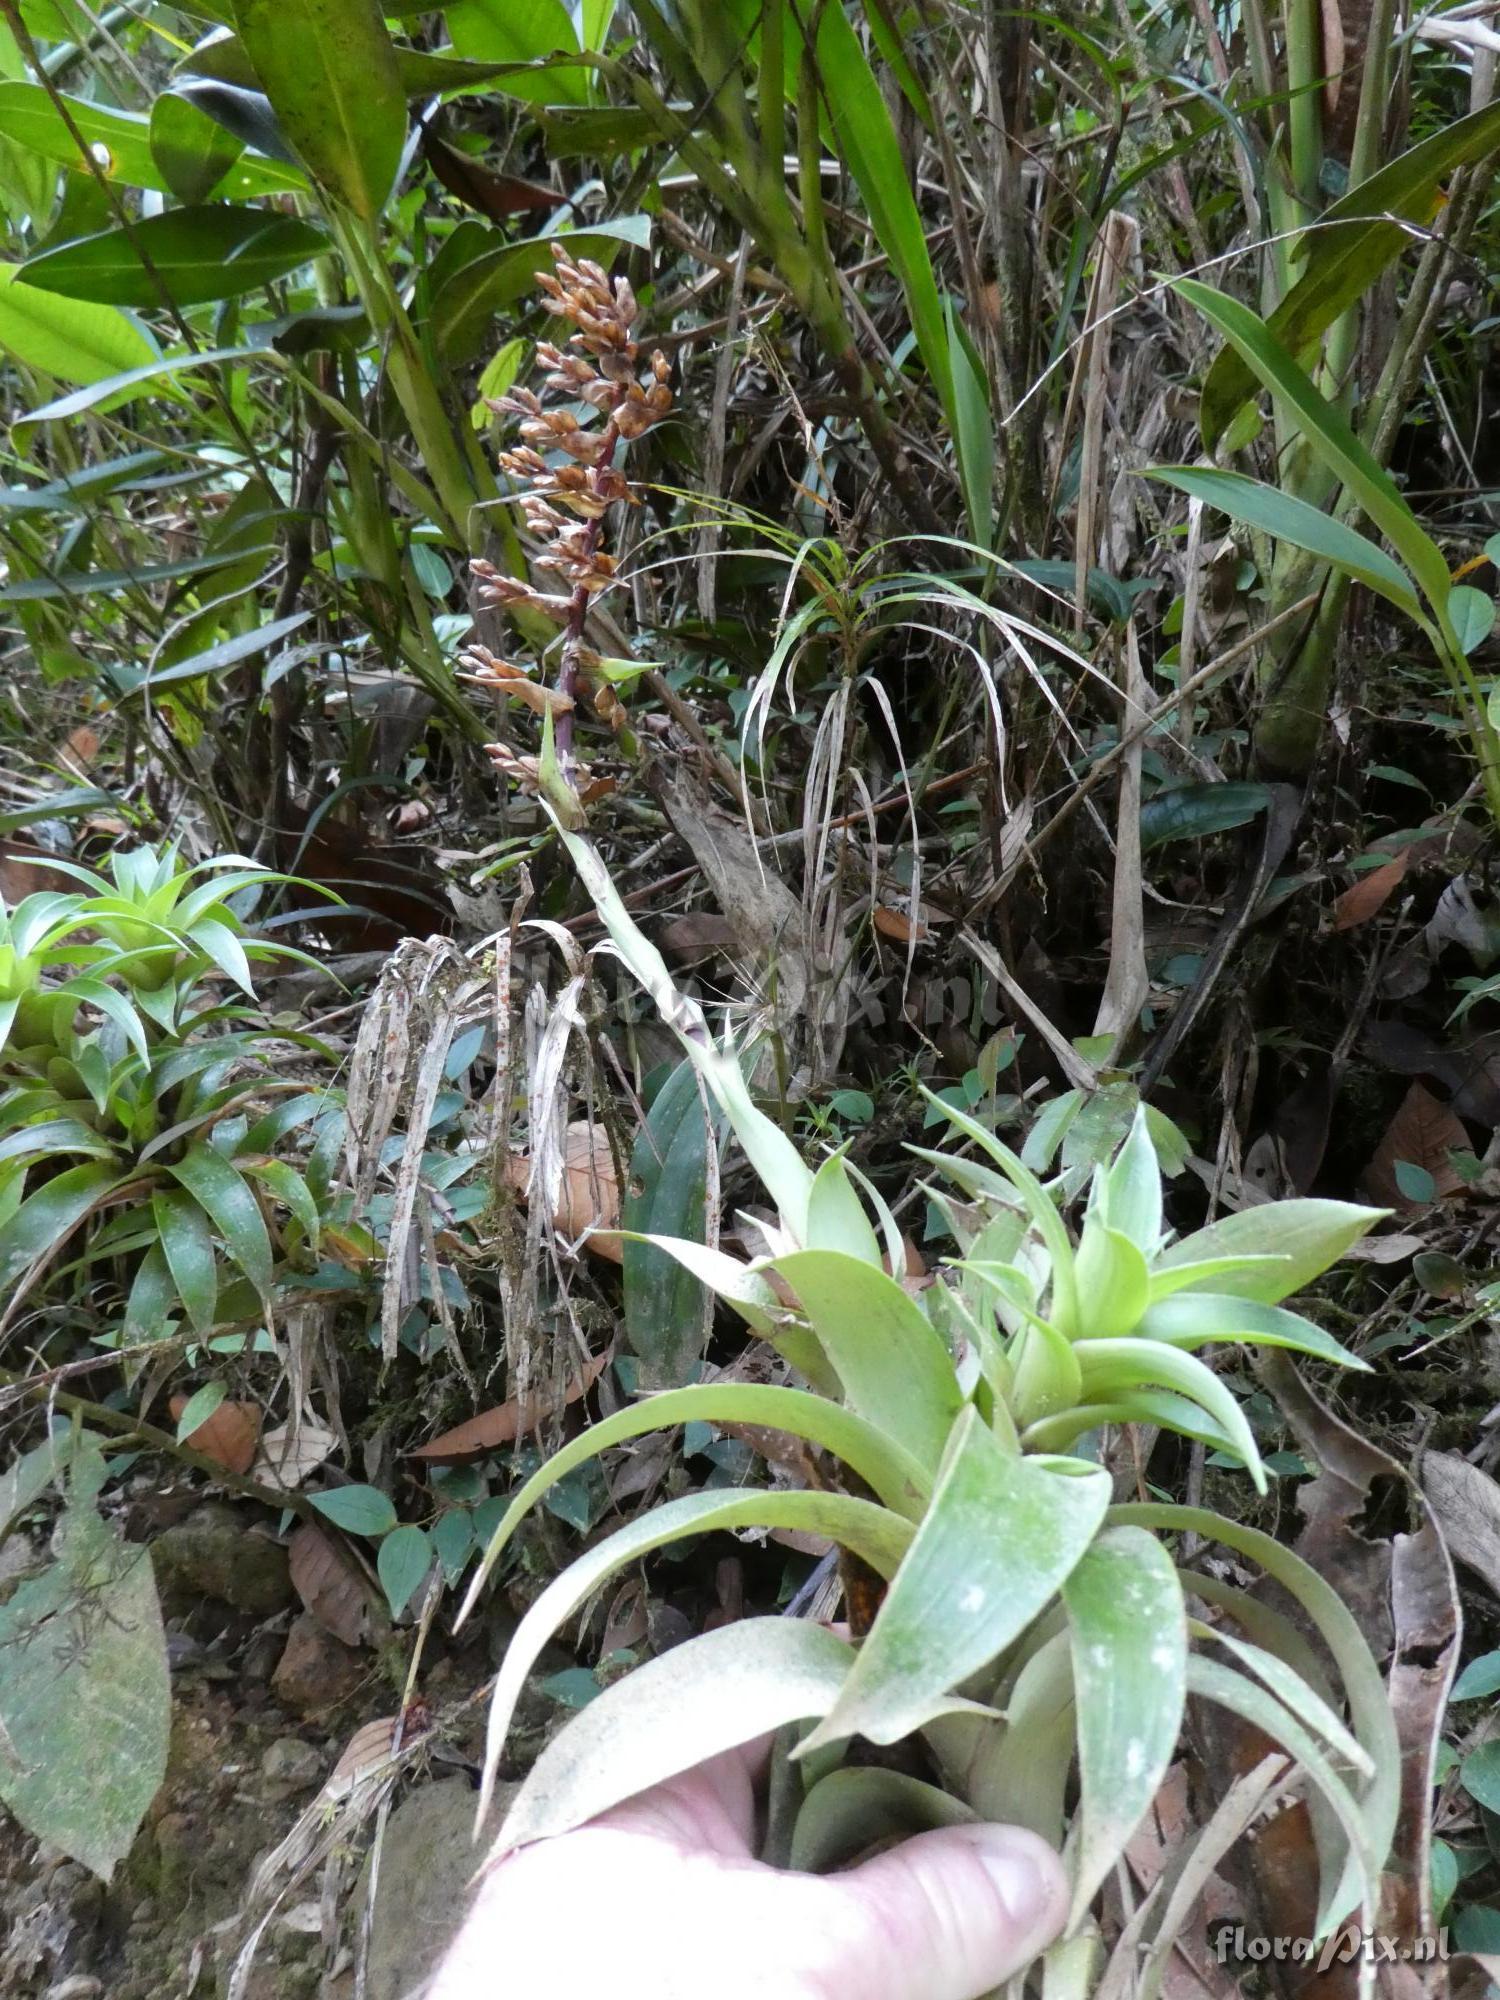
801;1;953;421
1201;101;1500;450
1139;780;1272;852
123;1241;177;1341
432;217;651;362
181;28;594;104
0;1159;117;1290
790;1767;976;1874
0;82;298;198
0;1499;169;1880
496;1620;859;1853
1074;1340;1265;1489
1022;1386;1234;1456
174;1380;227;1441
805;1153;883;1267
1175;281;1449;611
621;1059;712;1387
166;1143;273;1297
148;88;245;201
771;1249;963;1466
1074;1218;1149;1335
1136;1293;1370;1370
1155;1200;1384;1302
309;1483;398;1537
802;1410;1111;1751
232;0;406;218
377;1524;433;1618
0;1118;116;1168
13;340;277;434
152;1188;218;1333
19;209;327;310
447;0;589;106
480;1488;915;1814
460;1383;931;1618
1064;1527;1186;1920
1145;467;1420;619
0;262;156;388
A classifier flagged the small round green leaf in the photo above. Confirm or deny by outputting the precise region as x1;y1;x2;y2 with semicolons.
1460;1740;1500;1812
309;1484;398;1538
1449;584;1496;657
1452;1649;1500;1701
377;1524;433;1618
174;1380;227;1442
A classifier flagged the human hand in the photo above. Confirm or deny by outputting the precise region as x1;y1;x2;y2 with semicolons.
430;1741;1068;2000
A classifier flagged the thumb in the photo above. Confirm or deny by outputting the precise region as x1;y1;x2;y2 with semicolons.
820;1824;1069;2000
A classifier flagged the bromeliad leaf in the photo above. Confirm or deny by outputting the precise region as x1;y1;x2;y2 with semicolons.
459;1381;933;1623
1137;1293;1371;1370
801;1409;1110;1752
480;1488;916;1819
1073;1341;1267;1490
495;1619;860;1855
1155;1200;1385;1303
166;1144;273;1298
770;1249;963;1467
1062;1526;1187;1921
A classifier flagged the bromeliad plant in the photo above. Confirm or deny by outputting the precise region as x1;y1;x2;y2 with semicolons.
0;844;334;1343
460;835;1400;1991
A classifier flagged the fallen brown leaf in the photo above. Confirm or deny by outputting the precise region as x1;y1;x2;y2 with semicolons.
169;1393;262;1475
1333;850;1409;930
503;1120;624;1261
1362;1080;1468;1209
873;905;932;943
410;1350;609;1464
257;1418;337;1490
288;1521;381;1647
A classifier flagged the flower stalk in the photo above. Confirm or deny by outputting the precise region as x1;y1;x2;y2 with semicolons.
467;246;672;824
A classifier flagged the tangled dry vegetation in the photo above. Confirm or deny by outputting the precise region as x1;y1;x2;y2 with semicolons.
2;1;1500;1996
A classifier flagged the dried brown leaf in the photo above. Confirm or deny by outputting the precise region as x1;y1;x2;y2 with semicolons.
503;1120;623;1260
1332;850;1408;930
169;1393;262;1475
410;1350;609;1464
287;1522;379;1647
1363;1081;1467;1208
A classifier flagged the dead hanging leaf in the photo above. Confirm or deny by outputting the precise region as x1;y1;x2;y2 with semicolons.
503;1120;623;1260
1362;1081;1468;1209
256;1419;338;1490
409;1350;609;1464
169;1393;262;1475
287;1522;381;1648
1332;849;1408;930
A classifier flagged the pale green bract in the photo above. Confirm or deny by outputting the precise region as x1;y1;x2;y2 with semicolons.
470;833;1399;1971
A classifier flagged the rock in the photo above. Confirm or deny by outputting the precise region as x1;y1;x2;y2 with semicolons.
45;1979;102;2000
364;1780;491;2000
271;1613;363;1717
149;1503;292;1616
261;1738;324;1797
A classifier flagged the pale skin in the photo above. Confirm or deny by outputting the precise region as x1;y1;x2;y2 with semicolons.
430;1741;1068;2000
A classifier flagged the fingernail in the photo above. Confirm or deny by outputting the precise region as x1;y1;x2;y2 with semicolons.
965;1828;1067;1950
